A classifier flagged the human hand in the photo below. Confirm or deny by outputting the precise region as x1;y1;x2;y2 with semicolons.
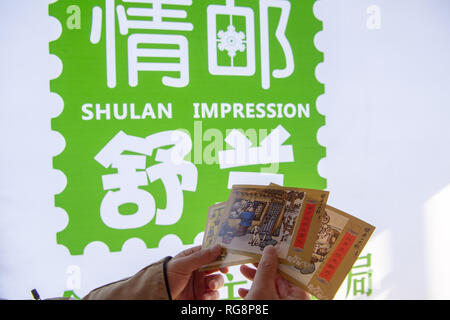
238;246;311;300
166;244;228;300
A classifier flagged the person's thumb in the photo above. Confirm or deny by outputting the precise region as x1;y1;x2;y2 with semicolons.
175;244;222;273
253;245;279;288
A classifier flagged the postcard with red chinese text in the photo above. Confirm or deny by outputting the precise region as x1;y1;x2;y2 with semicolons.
278;205;375;300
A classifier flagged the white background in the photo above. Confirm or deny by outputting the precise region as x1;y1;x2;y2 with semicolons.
1;0;449;299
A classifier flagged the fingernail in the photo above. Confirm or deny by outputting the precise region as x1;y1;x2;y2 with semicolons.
276;277;289;299
204;291;218;300
210;281;218;290
210;291;219;300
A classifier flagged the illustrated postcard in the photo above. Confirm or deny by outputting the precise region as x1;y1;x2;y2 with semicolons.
273;184;329;267
200;202;257;271
278;205;375;300
217;185;323;260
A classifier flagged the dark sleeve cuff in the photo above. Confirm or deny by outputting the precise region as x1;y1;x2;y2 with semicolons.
162;256;173;300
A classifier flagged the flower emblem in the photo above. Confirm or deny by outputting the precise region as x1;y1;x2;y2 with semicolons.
217;24;246;58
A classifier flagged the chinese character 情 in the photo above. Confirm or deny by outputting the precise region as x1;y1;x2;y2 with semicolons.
90;0;193;88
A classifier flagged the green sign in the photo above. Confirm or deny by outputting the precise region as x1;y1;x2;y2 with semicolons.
50;0;325;255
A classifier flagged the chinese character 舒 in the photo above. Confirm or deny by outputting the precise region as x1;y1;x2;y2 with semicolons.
95;129;197;228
